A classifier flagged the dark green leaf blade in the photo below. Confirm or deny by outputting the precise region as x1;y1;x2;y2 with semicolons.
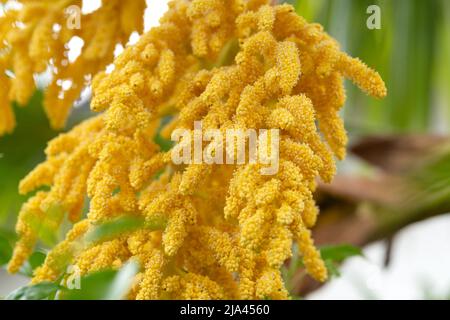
59;270;117;300
84;216;145;244
19;251;47;277
324;260;341;278
104;260;140;300
84;215;166;245
6;282;60;300
60;260;140;300
320;244;363;263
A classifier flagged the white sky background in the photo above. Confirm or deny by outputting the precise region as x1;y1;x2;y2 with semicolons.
1;0;450;300
310;215;450;300
83;0;169;31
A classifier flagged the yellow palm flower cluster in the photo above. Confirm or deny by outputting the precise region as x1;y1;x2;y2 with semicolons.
0;0;147;135
8;0;386;300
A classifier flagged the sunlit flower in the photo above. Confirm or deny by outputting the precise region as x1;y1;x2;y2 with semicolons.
8;0;386;300
0;0;147;135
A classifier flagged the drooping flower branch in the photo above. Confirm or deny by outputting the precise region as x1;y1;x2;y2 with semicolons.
7;0;386;300
0;0;147;135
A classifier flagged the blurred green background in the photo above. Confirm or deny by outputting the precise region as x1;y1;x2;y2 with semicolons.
290;0;450;135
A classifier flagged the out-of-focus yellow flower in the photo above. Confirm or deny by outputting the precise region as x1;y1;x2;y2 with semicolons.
0;0;147;135
8;0;386;299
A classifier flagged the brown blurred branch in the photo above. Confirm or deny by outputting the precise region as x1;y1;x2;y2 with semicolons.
350;134;448;173
293;135;450;295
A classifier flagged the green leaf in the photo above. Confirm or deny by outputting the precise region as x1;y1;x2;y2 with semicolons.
324;260;341;278
0;235;13;266
59;270;117;300
6;282;61;300
319;244;363;279
19;251;47;277
84;215;166;245
319;244;363;263
154;133;174;152
60;260;140;300
104;260;140;300
84;216;146;244
29;251;47;269
154;116;174;152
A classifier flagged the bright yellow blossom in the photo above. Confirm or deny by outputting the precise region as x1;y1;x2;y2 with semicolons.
8;0;386;300
0;0;147;135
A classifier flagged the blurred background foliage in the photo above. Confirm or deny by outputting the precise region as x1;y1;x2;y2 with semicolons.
289;0;450;135
0;0;450;298
0;92;55;235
